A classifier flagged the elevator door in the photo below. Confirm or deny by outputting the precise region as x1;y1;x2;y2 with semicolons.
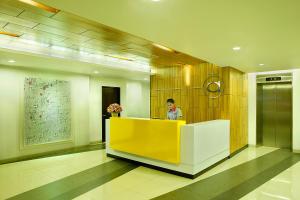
257;83;292;148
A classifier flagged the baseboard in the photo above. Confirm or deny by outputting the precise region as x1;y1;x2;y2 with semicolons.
0;143;105;165
248;144;258;147
293;149;300;154
230;144;249;157
89;141;103;145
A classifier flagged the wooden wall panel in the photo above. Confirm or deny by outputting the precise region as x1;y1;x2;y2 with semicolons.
220;67;248;153
150;64;248;154
150;63;221;123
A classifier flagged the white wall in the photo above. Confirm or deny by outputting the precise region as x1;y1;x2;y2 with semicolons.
247;70;300;152
248;73;257;146
0;67;90;160
89;77;150;142
0;66;150;160
292;70;300;152
126;81;150;118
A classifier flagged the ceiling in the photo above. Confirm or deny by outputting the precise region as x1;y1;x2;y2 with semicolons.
0;0;205;77
35;0;300;72
0;48;151;81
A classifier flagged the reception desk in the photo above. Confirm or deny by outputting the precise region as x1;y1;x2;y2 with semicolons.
106;118;230;178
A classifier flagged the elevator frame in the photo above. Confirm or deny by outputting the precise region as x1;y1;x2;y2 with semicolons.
256;73;293;149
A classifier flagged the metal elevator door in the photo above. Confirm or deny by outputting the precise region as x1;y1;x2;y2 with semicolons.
257;83;292;148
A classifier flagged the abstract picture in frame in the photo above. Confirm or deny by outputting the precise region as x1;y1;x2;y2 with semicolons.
24;77;71;146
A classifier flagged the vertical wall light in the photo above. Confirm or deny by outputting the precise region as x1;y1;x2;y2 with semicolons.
184;65;192;86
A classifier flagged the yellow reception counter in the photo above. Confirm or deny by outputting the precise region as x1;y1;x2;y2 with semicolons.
109;118;185;164
106;118;230;178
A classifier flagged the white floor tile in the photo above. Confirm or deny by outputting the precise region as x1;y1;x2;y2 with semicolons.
240;161;300;200
76;146;277;200
0;150;111;199
0;146;280;200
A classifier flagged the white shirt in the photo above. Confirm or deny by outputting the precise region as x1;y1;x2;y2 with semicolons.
167;107;183;120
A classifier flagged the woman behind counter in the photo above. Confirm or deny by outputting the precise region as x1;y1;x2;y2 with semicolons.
166;98;183;120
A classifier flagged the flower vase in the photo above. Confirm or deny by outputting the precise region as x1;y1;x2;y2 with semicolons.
111;112;118;117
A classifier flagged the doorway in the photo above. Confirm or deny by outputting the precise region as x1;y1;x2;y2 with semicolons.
256;75;292;149
102;86;120;142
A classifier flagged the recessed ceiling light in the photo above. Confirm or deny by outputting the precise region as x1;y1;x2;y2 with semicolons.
93;70;99;74
144;78;149;81
18;0;60;13
153;43;174;52
232;46;241;51
259;63;265;66
152;0;160;2
8;60;16;63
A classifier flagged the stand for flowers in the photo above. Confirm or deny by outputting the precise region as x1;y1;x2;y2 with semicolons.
107;103;122;118
111;112;118;117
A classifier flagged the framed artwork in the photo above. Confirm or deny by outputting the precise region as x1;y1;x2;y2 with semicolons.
23;77;71;146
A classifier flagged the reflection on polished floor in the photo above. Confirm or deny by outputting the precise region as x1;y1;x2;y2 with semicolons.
241;161;300;200
0;150;114;200
1;146;300;200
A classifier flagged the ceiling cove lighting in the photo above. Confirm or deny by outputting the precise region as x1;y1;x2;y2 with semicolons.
153;43;174;52
0;37;151;73
8;60;16;63
232;46;241;51
105;55;134;61
0;31;20;37
18;0;60;13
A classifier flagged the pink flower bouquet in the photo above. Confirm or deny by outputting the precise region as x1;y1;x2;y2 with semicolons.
107;103;123;114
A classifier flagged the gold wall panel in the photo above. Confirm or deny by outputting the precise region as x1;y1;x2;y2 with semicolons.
220;67;248;153
150;64;248;154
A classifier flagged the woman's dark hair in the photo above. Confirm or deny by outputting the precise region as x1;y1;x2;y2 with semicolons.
167;98;175;104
